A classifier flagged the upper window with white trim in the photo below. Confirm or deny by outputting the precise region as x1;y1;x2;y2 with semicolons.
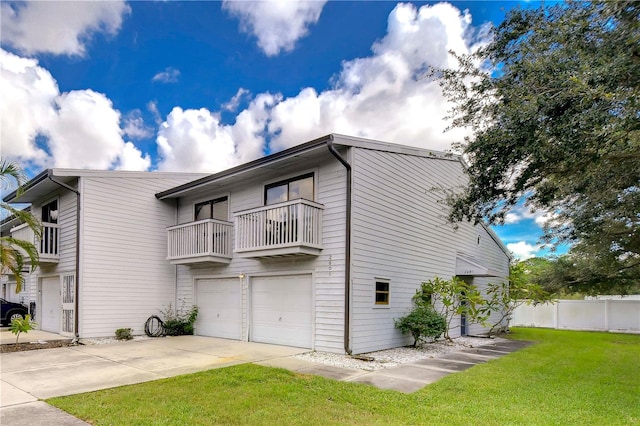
265;173;314;205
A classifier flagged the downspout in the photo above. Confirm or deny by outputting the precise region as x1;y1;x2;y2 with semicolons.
326;135;353;355
48;172;81;343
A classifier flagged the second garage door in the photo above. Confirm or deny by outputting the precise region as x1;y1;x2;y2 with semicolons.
196;278;242;340
251;274;312;348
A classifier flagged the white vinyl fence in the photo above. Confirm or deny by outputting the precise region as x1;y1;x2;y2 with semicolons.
512;300;640;333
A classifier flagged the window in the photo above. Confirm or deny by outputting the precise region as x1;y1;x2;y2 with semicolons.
375;280;390;305
42;199;58;223
265;173;314;205
195;196;228;221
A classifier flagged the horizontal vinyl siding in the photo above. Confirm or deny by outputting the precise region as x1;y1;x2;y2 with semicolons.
350;148;509;353
175;151;347;353
79;175;196;338
25;184;79;315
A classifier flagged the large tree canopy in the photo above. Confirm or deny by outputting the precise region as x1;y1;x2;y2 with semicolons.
437;2;639;291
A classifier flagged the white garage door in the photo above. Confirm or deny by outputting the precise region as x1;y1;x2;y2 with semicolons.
41;276;60;333
196;278;242;340
251;274;312;348
6;282;20;303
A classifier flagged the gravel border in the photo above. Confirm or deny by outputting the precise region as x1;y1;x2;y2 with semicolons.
80;335;153;345
294;336;507;371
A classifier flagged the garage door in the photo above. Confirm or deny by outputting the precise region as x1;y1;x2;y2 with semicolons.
251;274;312;348
41;276;60;332
196;278;242;340
6;282;20;303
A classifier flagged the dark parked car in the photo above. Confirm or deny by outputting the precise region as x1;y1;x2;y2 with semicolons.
1;298;28;326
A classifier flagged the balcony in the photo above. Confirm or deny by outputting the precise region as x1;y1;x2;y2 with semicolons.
10;222;60;264
167;219;233;265
234;199;324;258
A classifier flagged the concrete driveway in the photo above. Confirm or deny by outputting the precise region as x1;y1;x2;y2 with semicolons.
1;331;532;425
1;335;307;404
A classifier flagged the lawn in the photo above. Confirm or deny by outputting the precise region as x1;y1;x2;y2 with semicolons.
48;328;639;425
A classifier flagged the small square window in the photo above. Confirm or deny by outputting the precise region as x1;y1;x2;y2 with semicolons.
375;281;390;305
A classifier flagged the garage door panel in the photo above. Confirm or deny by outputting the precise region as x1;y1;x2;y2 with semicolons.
251;275;312;348
196;278;241;340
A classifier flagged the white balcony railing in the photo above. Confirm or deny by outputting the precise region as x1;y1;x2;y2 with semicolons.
167;219;233;264
234;199;323;257
10;222;60;263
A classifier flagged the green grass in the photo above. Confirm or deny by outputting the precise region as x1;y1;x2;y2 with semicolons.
48;329;640;425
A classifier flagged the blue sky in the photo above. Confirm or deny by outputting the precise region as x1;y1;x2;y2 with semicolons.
0;0;563;260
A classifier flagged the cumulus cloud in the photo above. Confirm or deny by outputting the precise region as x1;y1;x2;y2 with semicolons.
266;2;479;152
223;0;326;56
0;49;57;165
152;67;180;83
1;1;130;56
156;93;278;172
507;241;541;261
156;3;486;172
503;203;559;228
0;48;149;171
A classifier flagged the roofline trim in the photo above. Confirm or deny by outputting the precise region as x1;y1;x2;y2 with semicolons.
3;169;51;203
155;134;335;200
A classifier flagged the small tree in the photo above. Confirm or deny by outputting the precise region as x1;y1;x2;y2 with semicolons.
483;262;555;336
10;315;36;343
418;276;489;341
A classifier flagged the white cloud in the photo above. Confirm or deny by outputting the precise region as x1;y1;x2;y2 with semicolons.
223;0;326;56
147;100;163;125
156;93;278;172
123;110;154;140
266;2;480;152
507;241;541;261
504;213;521;224
156;2;488;172
504;203;559;227
222;88;250;112
0;48;150;171
0;49;57;166
152;67;181;84
1;1;130;56
117;142;151;171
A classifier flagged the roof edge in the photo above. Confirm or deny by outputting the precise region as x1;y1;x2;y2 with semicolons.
2;169;51;203
156;134;335;199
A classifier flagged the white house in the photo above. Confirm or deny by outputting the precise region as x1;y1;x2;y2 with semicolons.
2;169;206;339
156;134;511;354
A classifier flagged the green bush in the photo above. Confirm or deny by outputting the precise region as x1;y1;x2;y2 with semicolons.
115;328;133;340
161;303;198;336
394;306;446;347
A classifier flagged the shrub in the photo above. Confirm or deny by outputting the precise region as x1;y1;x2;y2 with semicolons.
160;303;198;336
115;328;133;340
394;306;446;347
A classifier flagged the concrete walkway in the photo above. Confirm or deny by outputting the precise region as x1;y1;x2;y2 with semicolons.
1;332;532;425
259;339;533;393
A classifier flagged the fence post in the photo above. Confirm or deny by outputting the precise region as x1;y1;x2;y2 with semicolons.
604;299;610;331
554;302;559;329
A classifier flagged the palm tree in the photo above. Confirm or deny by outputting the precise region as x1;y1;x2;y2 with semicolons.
1;160;41;293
